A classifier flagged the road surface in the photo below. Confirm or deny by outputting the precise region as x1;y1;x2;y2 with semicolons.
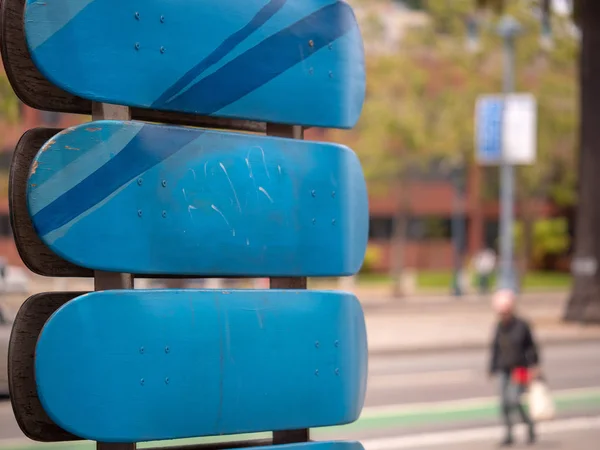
0;341;597;449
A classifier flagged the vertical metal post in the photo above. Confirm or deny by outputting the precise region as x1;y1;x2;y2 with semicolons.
266;123;310;444
92;102;136;450
451;164;466;296
497;17;520;292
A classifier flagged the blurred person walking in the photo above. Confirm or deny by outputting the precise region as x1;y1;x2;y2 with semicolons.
474;247;496;295
489;289;539;447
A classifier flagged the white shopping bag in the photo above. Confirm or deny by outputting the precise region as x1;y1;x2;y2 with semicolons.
528;379;556;421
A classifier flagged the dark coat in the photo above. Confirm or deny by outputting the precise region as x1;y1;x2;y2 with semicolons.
489;316;539;374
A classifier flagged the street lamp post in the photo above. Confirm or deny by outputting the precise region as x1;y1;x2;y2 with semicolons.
496;16;522;292
451;163;466;296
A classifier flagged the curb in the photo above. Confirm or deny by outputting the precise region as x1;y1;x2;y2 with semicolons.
368;335;600;357
359;295;569;310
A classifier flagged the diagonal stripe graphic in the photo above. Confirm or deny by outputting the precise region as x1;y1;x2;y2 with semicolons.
29;126;141;215
32;125;202;237
155;1;356;114
26;0;96;51
154;0;288;106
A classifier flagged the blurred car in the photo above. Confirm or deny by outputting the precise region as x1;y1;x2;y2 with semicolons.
0;264;28;398
0;266;30;294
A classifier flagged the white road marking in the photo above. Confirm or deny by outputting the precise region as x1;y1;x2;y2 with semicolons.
0;387;599;448
360;386;600;418
368;370;475;389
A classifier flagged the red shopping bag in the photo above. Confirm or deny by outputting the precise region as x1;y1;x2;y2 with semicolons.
512;367;530;385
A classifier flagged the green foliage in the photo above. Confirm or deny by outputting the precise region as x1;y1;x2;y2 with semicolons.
513;217;571;268
475;0;506;13
334;0;578;209
424;0;478;35
531;217;570;265
0;73;20;126
355;270;571;289
0;170;8;198
360;244;384;274
421;217;448;239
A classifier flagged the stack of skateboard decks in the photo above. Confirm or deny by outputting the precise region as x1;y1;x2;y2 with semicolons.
2;0;369;449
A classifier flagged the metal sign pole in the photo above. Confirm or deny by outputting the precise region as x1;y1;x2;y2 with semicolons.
92;102;136;450
451;164;466;296
497;16;521;292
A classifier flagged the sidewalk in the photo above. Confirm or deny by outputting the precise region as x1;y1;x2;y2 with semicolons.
362;292;600;355
3;277;599;356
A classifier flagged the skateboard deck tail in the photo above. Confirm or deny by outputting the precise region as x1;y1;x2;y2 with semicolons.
9;292;84;442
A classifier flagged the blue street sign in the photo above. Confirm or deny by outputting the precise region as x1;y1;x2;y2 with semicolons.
475;95;504;165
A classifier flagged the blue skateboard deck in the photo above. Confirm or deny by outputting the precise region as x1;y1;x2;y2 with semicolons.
1;0;266;132
27;120;368;277
24;0;365;129
35;289;368;443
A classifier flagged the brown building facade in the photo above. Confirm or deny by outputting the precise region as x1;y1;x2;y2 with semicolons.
304;128;560;272
0;70;557;272
0;58;84;265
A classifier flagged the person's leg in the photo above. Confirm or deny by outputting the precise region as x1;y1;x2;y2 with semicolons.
514;384;536;444
499;372;514;446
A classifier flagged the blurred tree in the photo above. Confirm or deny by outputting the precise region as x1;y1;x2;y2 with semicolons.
513;218;571;270
330;47;484;296
562;0;600;323
0;72;20;133
0;70;20;199
475;0;600;323
360;244;384;274
532;217;571;269
330;0;577;296
428;0;577;283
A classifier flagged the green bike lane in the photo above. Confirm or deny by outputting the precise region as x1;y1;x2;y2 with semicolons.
1;387;598;450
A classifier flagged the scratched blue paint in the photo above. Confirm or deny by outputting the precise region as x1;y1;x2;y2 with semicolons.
24;0;365;129
35;289;368;442
28;125;142;207
27;121;369;276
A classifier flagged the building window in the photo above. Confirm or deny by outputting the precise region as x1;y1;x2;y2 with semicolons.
484;220;499;249
369;216;452;241
369;217;393;240
407;217;452;241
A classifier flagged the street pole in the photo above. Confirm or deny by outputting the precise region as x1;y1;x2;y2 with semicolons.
451;164;466;296
497;16;522;292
